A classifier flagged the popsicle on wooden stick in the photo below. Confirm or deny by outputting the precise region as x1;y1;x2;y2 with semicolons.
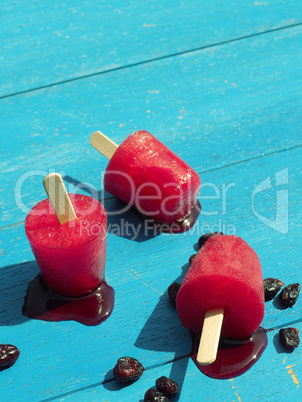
90;130;201;225
176;235;265;365
25;173;107;297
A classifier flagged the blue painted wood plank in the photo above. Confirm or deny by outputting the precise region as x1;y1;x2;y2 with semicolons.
1;5;302;400
0;0;301;96
2;145;302;328
1;26;302;228
54;328;302;402
0;144;302;400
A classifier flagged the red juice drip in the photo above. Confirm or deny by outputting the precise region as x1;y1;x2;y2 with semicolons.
22;275;114;326
158;201;201;234
135;201;201;234
190;327;267;379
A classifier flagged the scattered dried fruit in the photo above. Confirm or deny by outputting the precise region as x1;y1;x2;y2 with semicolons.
263;278;284;301
198;232;223;249
156;376;179;395
113;356;144;382
144;388;171;402
167;282;181;307
0;344;20;369
279;327;300;349
279;283;300;307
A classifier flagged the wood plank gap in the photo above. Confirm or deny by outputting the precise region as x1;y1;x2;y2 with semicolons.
266;316;302;332
1;22;302;100
38;320;302;401
0;221;23;231
39;353;192;402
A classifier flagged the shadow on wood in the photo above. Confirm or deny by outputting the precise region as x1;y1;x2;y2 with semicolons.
134;262;192;401
63;175;160;242
0;261;39;326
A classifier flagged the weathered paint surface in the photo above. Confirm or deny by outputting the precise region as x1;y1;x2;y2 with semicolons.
1;1;302;400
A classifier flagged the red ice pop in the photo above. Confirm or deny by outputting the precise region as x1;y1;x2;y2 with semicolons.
25;173;107;297
90;130;201;224
176;235;265;364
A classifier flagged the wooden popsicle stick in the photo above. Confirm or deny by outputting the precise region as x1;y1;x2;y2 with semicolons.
197;307;224;365
90;130;118;159
43;173;77;225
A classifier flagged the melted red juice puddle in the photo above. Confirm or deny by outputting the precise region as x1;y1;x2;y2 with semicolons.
22;275;114;326
190;327;268;379
135;201;201;234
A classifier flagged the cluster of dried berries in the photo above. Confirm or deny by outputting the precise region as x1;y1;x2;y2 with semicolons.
263;278;300;307
113;357;179;401
263;278;300;349
144;376;179;401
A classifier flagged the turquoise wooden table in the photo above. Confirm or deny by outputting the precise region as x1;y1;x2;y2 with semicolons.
1;1;302;400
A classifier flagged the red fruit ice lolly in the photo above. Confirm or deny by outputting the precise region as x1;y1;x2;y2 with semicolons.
176;235;265;364
25;173;107;297
90;130;201;224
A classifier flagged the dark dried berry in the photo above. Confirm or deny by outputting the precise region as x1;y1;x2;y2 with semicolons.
263;278;284;301
113;356;144;382
144;388;171;402
156;376;179;395
279;328;300;349
167;282;181;307
279;283;300;307
189;254;197;265
0;344;20;369
198;232;223;249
